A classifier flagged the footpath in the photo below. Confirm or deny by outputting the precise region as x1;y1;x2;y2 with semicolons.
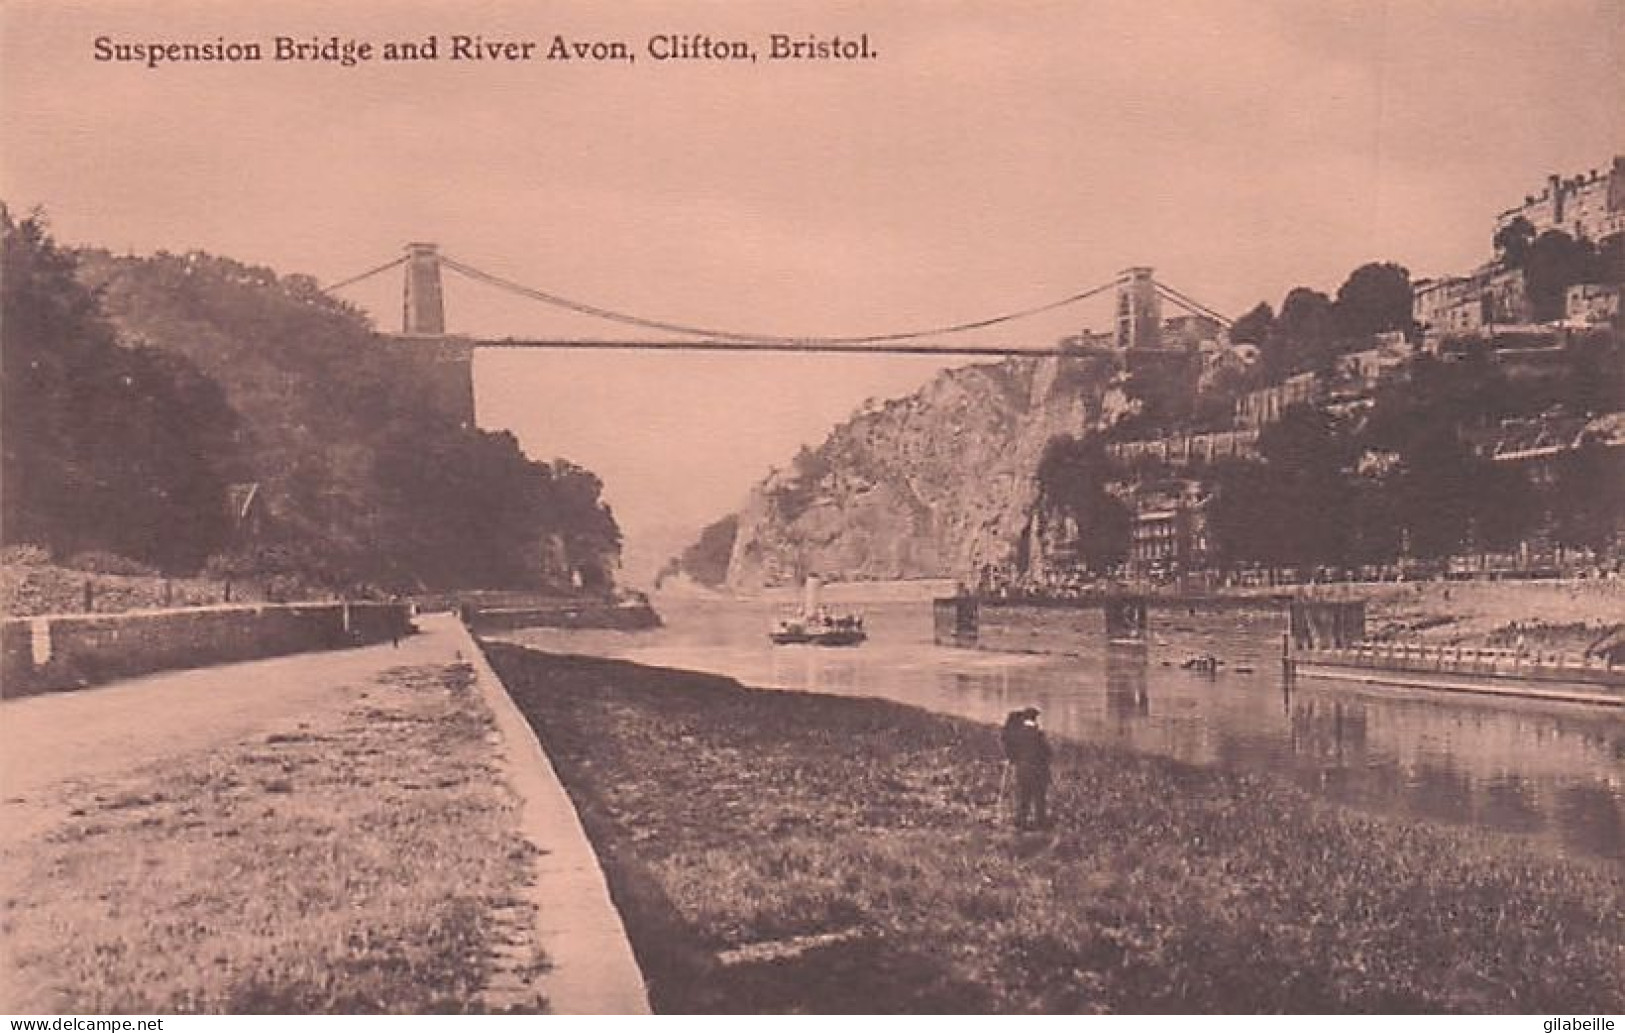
0;612;647;1014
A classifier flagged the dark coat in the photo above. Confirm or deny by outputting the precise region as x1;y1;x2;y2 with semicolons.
1002;719;1051;783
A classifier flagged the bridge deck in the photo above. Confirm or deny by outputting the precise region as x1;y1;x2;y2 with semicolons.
389;334;1093;357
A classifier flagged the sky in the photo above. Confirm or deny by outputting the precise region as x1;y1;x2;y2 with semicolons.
3;0;1622;580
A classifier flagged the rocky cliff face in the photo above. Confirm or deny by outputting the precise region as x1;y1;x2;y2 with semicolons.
724;352;1126;589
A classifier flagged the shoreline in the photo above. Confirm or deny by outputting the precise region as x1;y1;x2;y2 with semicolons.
485;642;1624;1014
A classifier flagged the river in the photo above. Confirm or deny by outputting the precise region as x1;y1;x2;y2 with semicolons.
502;592;1624;862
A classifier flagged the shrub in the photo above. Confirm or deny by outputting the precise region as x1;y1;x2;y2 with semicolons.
62;551;160;577
0;543;52;567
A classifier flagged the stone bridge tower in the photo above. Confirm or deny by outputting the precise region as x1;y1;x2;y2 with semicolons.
1115;266;1162;350
402;242;446;336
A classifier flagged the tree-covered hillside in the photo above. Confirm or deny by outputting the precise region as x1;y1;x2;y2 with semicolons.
3;212;240;571
2;209;621;594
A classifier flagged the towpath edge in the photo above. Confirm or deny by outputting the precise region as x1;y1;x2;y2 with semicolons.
448;615;651;1015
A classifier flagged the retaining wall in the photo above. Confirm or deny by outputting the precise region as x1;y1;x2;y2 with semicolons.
465;601;661;633
1;601;412;699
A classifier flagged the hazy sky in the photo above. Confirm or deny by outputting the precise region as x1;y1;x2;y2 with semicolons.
3;0;1622;576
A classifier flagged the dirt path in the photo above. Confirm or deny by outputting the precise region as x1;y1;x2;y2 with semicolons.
0;615;542;1013
0;620;461;840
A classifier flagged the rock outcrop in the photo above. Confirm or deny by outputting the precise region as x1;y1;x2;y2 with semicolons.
723;352;1123;589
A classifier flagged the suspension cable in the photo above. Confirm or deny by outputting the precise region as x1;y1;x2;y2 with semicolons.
322;254;410;293
1154;281;1233;327
440;254;1124;345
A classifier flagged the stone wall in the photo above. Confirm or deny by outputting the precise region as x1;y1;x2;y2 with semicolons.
1;601;412;698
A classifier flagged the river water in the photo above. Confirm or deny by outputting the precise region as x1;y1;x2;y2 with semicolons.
504;594;1624;862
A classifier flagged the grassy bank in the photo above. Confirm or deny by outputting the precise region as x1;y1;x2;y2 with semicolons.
485;643;1624;1014
1;662;543;1013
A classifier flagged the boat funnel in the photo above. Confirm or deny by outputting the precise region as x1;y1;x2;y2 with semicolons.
802;574;824;614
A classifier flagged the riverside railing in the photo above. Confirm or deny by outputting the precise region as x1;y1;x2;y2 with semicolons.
1299;640;1623;688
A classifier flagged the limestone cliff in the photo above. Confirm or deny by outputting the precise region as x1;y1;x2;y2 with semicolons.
724;352;1126;589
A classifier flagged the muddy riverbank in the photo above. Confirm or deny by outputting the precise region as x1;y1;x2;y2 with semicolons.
486;642;1624;1014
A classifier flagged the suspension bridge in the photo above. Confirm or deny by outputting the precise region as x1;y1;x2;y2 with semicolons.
324;242;1234;357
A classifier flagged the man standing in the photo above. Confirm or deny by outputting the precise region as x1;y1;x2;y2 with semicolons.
1002;706;1052;830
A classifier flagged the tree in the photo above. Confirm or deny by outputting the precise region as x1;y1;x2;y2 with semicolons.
1524;230;1595;322
1278;288;1334;342
1229;302;1274;346
77;241;625;593
1261;287;1335;379
1;209;239;570
1255;403;1354;567
1358;353;1539;561
1547;440;1625;554
1563;332;1625;416
1345;469;1403;567
1472;459;1540;554
543;459;622;591
1207;459;1282;568
1333;262;1412;340
1034;435;1131;573
1391;425;1476;560
1493;215;1536;269
1596;235;1624;288
1206;404;1364;571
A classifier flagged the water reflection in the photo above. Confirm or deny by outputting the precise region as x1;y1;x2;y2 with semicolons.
506;596;1625;861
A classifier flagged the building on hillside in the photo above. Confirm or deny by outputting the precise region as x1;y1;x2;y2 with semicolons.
1334;335;1413;391
1413;274;1482;336
1107;429;1260;468
1566;283;1621;325
1161;313;1225;350
1126;484;1209;579
1484;409;1625;467
1494;158;1625;245
1197;340;1260;393
1058;328;1116;352
1233;372;1318;429
1480;264;1531;324
1413;263;1530;340
1415;157;1622;345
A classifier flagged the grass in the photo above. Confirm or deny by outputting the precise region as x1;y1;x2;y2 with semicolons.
0;663;545;1014
484;643;1625;1015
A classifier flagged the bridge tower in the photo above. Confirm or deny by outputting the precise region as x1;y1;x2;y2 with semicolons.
1115;266;1161;350
402;242;446;336
393;242;472;427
